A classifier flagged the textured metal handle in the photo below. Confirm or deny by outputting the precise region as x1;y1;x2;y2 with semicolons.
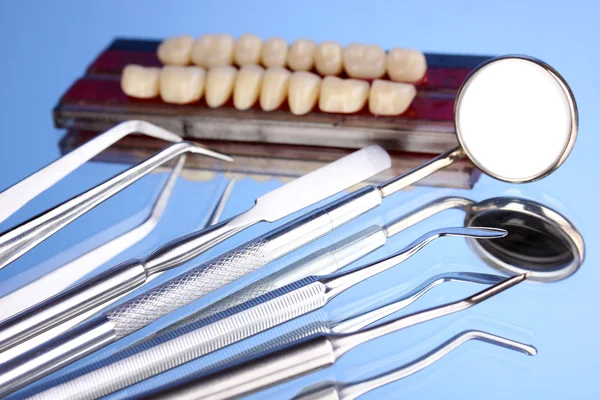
106;186;382;338
109;310;330;399
30;279;327;400
153;336;337;400
106;238;272;338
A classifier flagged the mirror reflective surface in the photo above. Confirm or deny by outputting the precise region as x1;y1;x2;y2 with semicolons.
455;56;578;183
465;197;584;282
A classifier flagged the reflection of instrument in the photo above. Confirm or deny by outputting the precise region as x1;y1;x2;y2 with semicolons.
150;273;528;400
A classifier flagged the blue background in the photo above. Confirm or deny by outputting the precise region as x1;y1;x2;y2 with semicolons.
0;1;597;399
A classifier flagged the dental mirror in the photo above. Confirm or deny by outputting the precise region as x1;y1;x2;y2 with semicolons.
464;197;584;282
455;55;578;182
379;55;577;196
388;196;584;282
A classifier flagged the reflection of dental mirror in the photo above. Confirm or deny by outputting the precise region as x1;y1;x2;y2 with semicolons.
464;197;584;282
380;55;578;195
395;196;584;282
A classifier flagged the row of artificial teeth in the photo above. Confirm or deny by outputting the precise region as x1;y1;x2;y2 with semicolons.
157;34;427;83
121;64;417;116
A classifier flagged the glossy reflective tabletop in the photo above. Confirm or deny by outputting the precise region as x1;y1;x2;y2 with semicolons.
0;1;597;399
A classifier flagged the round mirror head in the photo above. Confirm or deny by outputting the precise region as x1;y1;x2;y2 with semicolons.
464;197;584;282
455;56;578;183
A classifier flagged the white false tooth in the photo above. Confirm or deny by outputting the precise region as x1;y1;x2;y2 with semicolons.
121;65;160;98
288;71;321;115
205;65;237;108
386;48;427;82
319;76;369;114
191;34;235;68
159;66;206;104
234;65;264;110
261;37;288;68
343;43;386;79
234;33;262;66
368;79;416;116
288;38;316;71
260;67;291;111
314;41;343;75
157;35;194;66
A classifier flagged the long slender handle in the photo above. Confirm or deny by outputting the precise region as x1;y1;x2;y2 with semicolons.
0;260;146;353
0;317;116;397
140;215;254;274
26;280;328;400
152;336;336;400
105;186;382;339
106;311;331;400
7;185;382;396
0;142;201;271
0;120;182;225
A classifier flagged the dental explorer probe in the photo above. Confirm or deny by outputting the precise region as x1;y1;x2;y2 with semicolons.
0;126;232;272
150;272;529;400
0;145;390;354
60;272;503;400
0;55;575;394
22;229;504;400
0;120;183;226
290;330;536;400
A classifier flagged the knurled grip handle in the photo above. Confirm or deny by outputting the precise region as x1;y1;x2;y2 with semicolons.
111;311;330;399
32;280;327;400
106;186;383;338
164;266;293;333
106;238;272;338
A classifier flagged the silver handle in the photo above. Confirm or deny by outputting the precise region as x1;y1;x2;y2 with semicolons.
0;260;146;352
141;215;253;275
0;317;116;397
0;142;225;271
28;280;328;400
154;336;336;400
106;186;382;338
119;311;330;400
0;187;382;395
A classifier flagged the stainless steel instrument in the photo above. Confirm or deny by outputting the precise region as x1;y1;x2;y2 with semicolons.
20;228;504;399
0;121;232;271
149;273;529;400
290;330;536;400
0;145;390;354
0;145;391;395
0;155;185;321
39;272;503;400
0;120;183;225
0;55;577;395
385;195;585;282
54;193;584;399
0;167;234;365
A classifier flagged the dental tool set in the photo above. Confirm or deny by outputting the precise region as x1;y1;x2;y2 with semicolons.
0;52;581;399
17;227;504;399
